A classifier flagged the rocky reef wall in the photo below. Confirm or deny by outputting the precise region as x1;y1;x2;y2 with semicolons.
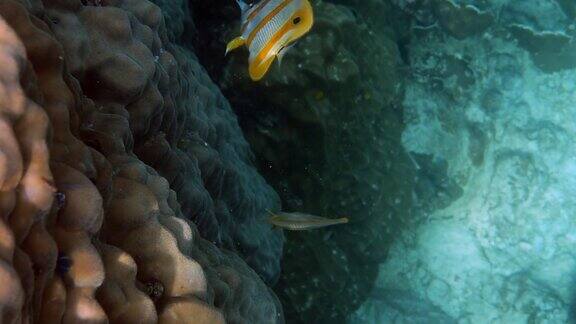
0;0;283;322
189;0;417;322
353;0;576;322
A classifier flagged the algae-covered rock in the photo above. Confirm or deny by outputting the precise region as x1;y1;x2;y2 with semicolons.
556;0;576;18
508;24;576;72
190;0;416;322
353;0;576;322
435;0;494;40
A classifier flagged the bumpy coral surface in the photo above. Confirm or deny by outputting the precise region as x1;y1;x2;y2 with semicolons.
0;0;283;322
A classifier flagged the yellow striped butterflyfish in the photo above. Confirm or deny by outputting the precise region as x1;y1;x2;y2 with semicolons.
225;0;314;81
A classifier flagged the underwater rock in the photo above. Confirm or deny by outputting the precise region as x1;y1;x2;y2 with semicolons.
498;0;570;31
508;24;576;73
354;0;576;322
435;0;494;40
190;0;414;322
410;153;463;212
466;122;487;167
556;0;576;19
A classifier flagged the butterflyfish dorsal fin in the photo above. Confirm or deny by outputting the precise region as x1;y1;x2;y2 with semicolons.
235;0;250;14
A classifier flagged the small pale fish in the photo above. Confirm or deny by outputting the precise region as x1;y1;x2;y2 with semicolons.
267;210;349;230
226;0;314;81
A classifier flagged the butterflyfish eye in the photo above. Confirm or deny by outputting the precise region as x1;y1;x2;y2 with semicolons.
293;17;301;25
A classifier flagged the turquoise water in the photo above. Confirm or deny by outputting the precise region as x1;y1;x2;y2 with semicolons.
190;0;576;322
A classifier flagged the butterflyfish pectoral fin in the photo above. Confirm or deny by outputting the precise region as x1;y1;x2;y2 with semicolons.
277;51;286;68
277;42;296;66
225;36;245;56
277;49;285;67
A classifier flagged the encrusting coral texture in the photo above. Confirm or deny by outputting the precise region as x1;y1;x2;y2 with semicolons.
0;0;283;323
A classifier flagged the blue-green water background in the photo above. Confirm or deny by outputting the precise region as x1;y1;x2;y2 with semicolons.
185;0;576;322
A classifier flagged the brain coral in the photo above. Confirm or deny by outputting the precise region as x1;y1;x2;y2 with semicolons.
0;0;283;322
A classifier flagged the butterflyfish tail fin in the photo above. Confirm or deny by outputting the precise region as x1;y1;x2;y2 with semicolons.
225;36;245;56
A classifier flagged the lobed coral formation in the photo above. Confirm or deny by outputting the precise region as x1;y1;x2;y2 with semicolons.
0;0;283;322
